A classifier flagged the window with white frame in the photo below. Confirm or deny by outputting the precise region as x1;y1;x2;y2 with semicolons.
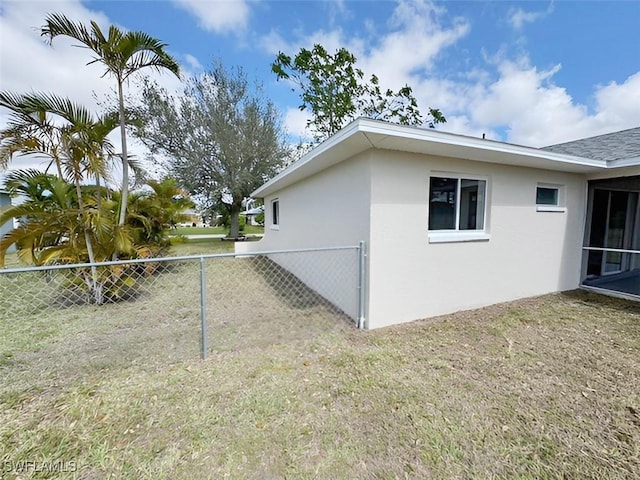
271;199;280;228
429;176;487;231
536;184;566;212
536;186;559;206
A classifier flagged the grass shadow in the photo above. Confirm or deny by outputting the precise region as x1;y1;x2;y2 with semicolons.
247;255;348;316
561;288;640;318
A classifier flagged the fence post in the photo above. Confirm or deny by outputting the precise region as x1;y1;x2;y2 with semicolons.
357;241;366;329
200;256;207;360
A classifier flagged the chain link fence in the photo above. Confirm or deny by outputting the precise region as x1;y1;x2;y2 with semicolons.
0;245;364;376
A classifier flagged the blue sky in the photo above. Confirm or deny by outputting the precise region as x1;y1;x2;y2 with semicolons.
1;0;639;157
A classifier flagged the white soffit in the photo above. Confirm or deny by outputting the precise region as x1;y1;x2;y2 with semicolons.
359;121;605;173
253;118;619;197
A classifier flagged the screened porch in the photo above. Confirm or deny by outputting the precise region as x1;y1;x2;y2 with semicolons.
581;175;640;298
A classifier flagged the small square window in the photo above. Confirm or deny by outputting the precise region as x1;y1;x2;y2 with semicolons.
536;185;566;212
536;187;559;206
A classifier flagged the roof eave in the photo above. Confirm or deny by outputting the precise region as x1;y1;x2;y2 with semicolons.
252;120;368;197
252;118;632;198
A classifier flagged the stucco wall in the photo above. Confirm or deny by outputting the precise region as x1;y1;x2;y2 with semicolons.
236;153;372;320
367;151;587;328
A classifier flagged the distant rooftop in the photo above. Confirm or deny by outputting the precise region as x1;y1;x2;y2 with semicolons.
542;127;640;162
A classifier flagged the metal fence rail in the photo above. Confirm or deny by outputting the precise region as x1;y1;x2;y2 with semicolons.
0;245;365;362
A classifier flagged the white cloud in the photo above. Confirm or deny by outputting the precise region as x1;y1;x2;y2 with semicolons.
438;115;500;141
7;0;631;161
262;0;469;100
326;0;353;27
0;0;113;110
283;108;312;140
172;0;250;34
262;0;640;148
593;72;640;128
361;0;469;87
507;2;554;30
508;8;543;29
446;58;640;146
184;53;204;71
0;0;186;180
0;1;115;173
262;27;360;57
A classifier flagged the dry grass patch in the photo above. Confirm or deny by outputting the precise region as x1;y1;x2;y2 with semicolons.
1;275;639;479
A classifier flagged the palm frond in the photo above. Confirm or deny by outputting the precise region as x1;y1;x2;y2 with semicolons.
42;13;180;82
42;12;102;53
118;31;180;78
21;92;93;128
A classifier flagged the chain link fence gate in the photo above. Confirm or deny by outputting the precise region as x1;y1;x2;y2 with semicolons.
0;244;365;374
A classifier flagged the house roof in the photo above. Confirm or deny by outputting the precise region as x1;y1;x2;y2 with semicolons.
253;118;640;197
542;127;640;166
243;206;264;215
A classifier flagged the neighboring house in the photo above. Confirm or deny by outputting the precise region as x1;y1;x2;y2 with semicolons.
179;209;203;227
0;188;15;254
242;205;264;226
237;118;640;329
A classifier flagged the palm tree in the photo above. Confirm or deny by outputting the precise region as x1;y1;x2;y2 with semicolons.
41;13;181;227
0;92;119;300
0;170;138;303
0;169;82;266
126;178;194;250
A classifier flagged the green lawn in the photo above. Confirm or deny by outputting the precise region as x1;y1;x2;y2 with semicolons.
1;237;262;268
0;248;639;479
172;225;264;236
168;236;262;255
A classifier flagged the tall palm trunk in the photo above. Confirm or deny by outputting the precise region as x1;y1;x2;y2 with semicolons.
70;158;102;304
49;148;65;181
117;78;129;227
95;173;102;210
54;158;64;180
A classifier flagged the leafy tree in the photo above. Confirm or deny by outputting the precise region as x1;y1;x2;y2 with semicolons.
272;44;446;141
135;62;288;238
42;13;181;227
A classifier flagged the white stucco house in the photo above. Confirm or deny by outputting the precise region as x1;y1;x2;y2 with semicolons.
237;118;640;329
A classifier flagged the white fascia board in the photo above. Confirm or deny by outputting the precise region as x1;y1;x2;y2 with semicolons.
252;118;617;198
586;164;640;180
357;119;607;171
609;156;640;169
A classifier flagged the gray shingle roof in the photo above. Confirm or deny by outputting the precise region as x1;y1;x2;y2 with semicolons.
542;127;640;162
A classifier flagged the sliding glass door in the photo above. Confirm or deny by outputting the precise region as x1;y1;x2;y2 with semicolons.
587;189;638;276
